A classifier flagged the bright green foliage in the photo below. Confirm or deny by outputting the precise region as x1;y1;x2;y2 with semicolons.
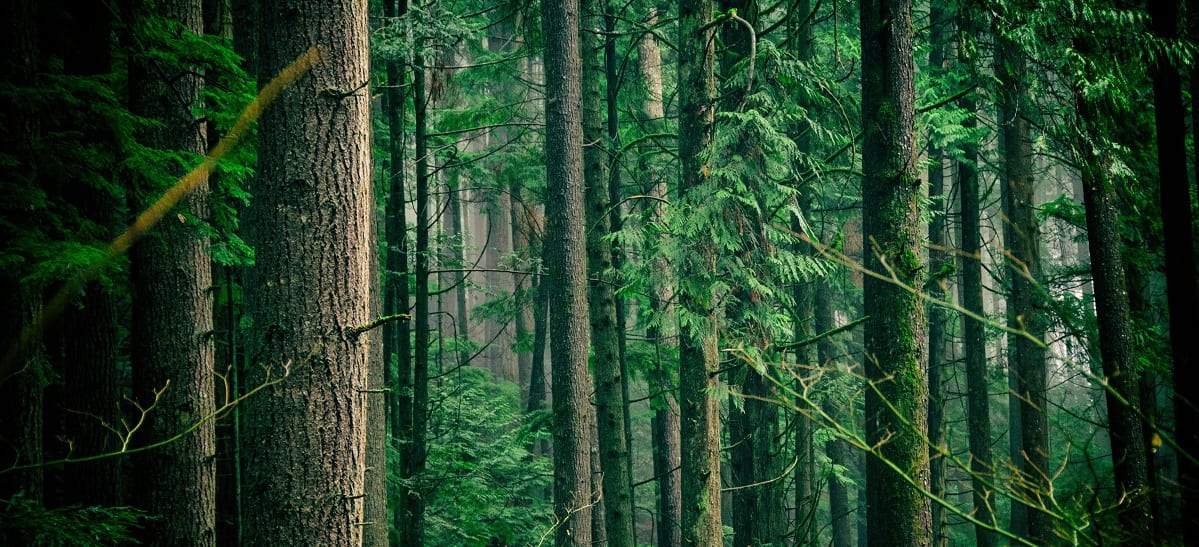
410;364;552;545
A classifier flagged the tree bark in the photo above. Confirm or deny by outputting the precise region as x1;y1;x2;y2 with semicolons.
128;0;216;543
382;2;412;545
542;0;594;543
925;6;949;546
995;12;1049;541
243;0;373;543
860;0;931;543
1152;1;1199;542
677;0;723;543
816;283;853;547
955;24;996;542
581;0;635;543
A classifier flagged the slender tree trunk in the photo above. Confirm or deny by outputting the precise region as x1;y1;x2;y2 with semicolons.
678;0;723;543
1073;87;1152;543
243;0;373;542
382;3;412;545
407;38;432;547
956;38;996;544
580;0;635;543
542;0;594;543
1153;1;1199;542
995;14;1049;541
817;283;853;547
860;0;931;543
925;6;950;546
637;8;681;545
128;0;215;543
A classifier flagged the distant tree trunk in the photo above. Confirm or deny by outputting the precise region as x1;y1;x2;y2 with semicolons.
382;2;412;545
995;12;1049;541
581;0;635;543
817;282;853;547
1153;1;1199;542
637;8;681;545
127;0;215;543
512;180;534;396
1072;80;1152;543
925;6;949;546
542;0;594;543
677;0;723;543
860;0;931;543
242;0;373;543
955;23;995;543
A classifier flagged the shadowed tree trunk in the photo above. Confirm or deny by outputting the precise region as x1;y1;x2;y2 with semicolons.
581;0;634;543
817;282;853;547
1153;1;1199;542
127;0;215;543
542;0;594;543
677;0;723;543
242;0;374;543
954;16;995;542
995;8;1048;541
860;0;931;543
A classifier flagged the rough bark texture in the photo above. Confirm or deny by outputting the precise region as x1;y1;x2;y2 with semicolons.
995;15;1049;542
957;69;996;545
860;0;931;543
677;0;723;543
1074;90;1152;543
581;0;635;543
243;0;373;543
1154;1;1199;542
542;0;594;543
128;0;216;543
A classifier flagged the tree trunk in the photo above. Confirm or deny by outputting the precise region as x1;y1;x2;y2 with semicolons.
128;0;216;543
581;0;635;543
637;8;681;544
995;13;1049;541
955;23;996;542
243;0;373;543
817;283;853;547
860;0;931;543
1073;87;1152;543
1153;1;1199;542
542;0;594;543
677;0;723;543
925;6;949;546
382;2;412;545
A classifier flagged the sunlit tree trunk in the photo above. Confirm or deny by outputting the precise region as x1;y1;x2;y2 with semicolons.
243;0;373;542
860;0;931;543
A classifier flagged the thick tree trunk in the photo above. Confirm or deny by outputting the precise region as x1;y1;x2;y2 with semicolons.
1153;1;1199;542
995;17;1049;542
243;0;373;543
677;0;723;543
860;0;931;543
128;0;215;543
580;0;635;543
542;0;594;543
